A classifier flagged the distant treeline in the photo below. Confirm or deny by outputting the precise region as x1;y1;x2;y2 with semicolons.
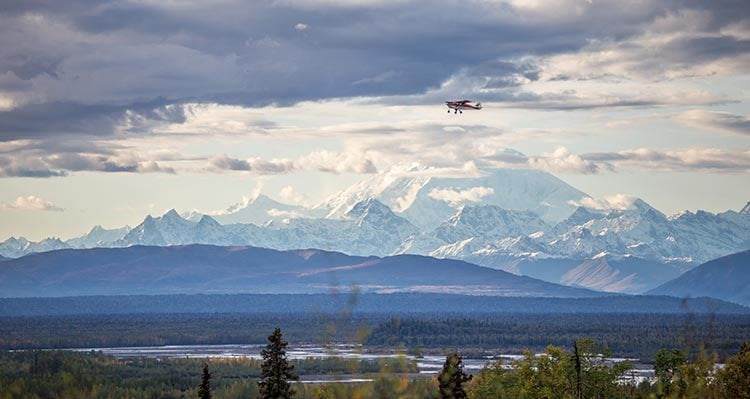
3;340;750;399
2;312;749;360
0;349;418;399
0;293;747;316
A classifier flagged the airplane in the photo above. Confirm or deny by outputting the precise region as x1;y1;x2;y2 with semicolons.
445;100;482;114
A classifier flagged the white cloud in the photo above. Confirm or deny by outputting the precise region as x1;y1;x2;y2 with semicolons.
266;208;303;218
675;110;750;136
296;150;377;174
527;147;600;174
568;194;638;211
294;23;308;30
210;151;377;175
279;185;306;204
1;195;63;211
583;147;750;173
537;9;750;82
428;186;495;205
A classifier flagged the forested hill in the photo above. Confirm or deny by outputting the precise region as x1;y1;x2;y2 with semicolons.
649;250;750;306
0;293;747;316
0;244;601;298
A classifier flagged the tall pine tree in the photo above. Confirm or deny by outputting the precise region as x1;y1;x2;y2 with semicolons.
198;362;211;399
259;327;299;399
438;352;471;399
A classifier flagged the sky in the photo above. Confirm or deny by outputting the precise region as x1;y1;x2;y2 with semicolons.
0;0;748;241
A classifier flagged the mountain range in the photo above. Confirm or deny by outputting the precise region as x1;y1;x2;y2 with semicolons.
1;166;748;295
0;244;604;298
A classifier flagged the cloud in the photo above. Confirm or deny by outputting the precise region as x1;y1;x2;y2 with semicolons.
296;151;377;174
568;194;638;211
1;195;63;211
428;186;495;205
536;9;750;82
0;100;192;142
279;185;306;204
0;0;748;185
210;151;376;174
582;147;750;173
6;0;744;116
527;147;600;174
209;154;295;174
0;144;177;178
267;208;303;218
676;110;750;135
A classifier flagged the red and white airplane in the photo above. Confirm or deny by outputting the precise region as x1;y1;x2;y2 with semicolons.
445;100;482;114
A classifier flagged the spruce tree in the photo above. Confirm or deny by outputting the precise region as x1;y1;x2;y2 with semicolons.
259;327;299;399
198;362;211;399
438;352;471;399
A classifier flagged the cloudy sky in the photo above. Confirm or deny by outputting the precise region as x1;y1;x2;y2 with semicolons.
0;0;748;240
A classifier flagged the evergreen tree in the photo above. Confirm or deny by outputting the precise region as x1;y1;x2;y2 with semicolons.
654;348;686;394
259;327;299;399
198;362;211;399
716;342;750;399
438;353;471;399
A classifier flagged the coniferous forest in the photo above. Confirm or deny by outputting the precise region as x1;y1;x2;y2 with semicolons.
1;339;749;398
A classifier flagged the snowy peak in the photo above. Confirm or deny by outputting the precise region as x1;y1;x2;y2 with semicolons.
197;215;221;228
321;165;590;230
120;210;196;246
162;209;182;221
67;224;131;248
317;166;432;218
345;198;397;225
343;198;418;243
214;194;308;225
433;205;548;246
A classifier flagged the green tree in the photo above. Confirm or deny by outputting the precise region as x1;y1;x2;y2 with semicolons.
716;342;750;399
438;353;471;399
198;362;211;399
668;347;718;399
654;348;686;395
467;359;513;399
259;327;299;399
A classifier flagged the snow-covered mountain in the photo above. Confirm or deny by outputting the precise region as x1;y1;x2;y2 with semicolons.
315;164;590;229
1;166;748;295
213;194;313;225
66;225;131;248
0;236;70;258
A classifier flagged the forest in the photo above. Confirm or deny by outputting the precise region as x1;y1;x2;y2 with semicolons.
1;339;749;399
2;312;750;360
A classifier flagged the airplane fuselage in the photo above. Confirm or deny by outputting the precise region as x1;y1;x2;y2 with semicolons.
445;100;482;113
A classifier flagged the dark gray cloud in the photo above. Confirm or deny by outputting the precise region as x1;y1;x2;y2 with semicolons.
0;99;190;141
0;0;748;177
3;0;746;113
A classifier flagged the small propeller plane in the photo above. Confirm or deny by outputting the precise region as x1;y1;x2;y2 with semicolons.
445;100;482;114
